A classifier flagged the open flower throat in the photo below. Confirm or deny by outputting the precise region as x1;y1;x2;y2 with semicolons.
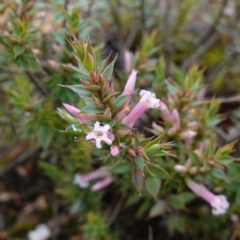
86;122;114;149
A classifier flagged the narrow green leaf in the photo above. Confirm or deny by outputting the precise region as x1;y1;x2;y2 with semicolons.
149;201;165;218
145;176;161;198
189;152;201;165
14;45;24;58
132;167;144;193
148;163;172;179
82;85;100;92
113;123;131;130
103;54;117;80
135;156;144;171
81;106;103;113
63;64;89;77
112;161;131;174
58;84;92;97
102;92;119;103
167;194;185;210
211;169;228;180
103;119;115;127
99;53;111;73
112;94;129;112
144;135;163;150
83;51;94;71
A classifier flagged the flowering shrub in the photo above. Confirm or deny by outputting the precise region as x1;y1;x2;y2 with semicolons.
1;1;240;239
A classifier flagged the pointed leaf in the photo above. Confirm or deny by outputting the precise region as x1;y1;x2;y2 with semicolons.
113;123;131;130
14;45;24;58
149;201;165;218
83;51;94;71
63;64;89;77
58;84;92;97
132;167;144;193
135;156;144;171
82;85;100;92
145;176;161;198
81;106;103;113
103;54;117;80
112;94;129;112
144;135;164;150
112;161;131;174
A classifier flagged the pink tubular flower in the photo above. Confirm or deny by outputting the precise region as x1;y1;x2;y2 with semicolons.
110;145;120;156
171;109;180;130
124;49;132;71
74;169;112;191
186;179;229;215
63;103;88;123
122;90;160;127
122;69;138;96
121;69;138;106
74;174;89;188
91;176;113;191
159;101;172;121
86;122;114;149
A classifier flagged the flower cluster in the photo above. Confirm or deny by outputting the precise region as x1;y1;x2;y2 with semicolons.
58;38;231;217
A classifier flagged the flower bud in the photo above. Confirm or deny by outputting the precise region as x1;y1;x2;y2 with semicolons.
171;109;180;129
174;165;187;173
159;101;172;121
152;122;164;133
128;149;137;157
110;145;120;156
63;103;88;123
124;49;132;71
189;166;198;175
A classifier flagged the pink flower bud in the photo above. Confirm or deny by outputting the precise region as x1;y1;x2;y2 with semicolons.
122;69;138;96
128;149;137;157
186;179;229;215
159;101;172;122
63;103;88;123
47;59;62;72
180;130;197;148
152;122;164;133
189;166;198;175
174;165;187;173
171;109;180;129
110;145;120;156
91;176;112;191
198;88;206;101
124;49;132;71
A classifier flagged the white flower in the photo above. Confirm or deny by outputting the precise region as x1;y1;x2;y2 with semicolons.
139;90;160;108
28;224;51;240
73;174;89;188
211;195;230;215
86;122;114;149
